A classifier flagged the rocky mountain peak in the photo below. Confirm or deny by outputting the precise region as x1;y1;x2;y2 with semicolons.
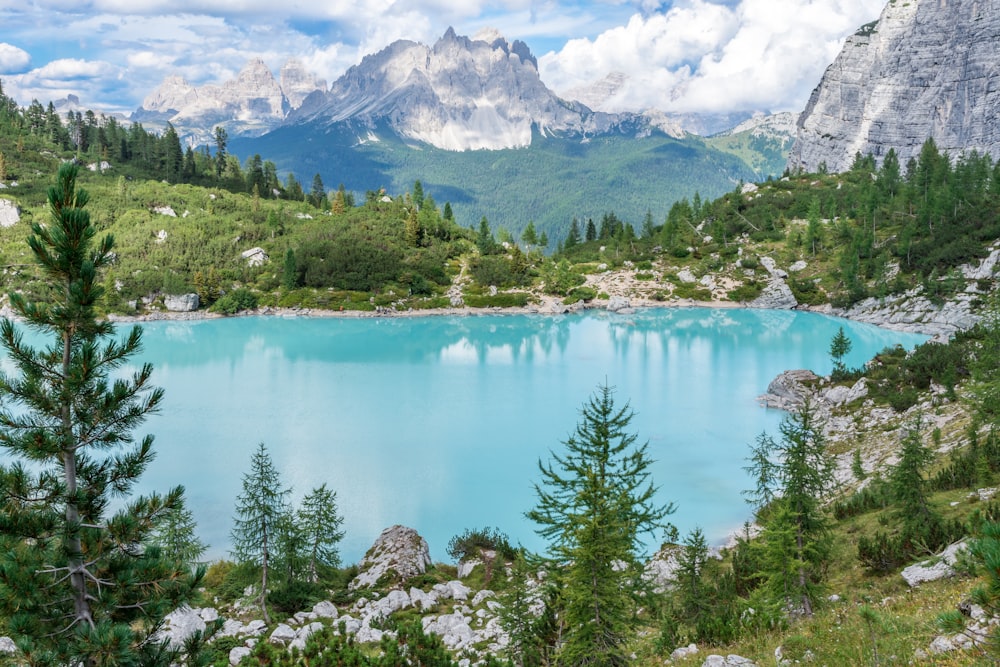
789;0;1000;172
141;75;198;114
288;28;625;151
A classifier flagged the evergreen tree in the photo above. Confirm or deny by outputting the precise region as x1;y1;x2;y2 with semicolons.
297;484;345;583
565;218;581;249
521;221;538;248
149;501;208;568
443;201;454;221
477;216;497;255
282;249;299;290
528;384;675;666
828;326;853;377
0;163;199;665
641;210;656;239
309;173;326;209
538;230;549;250
745;401;834;616
213;125;228;179
585;218;597;242
412;179;425;209
231;442;289;624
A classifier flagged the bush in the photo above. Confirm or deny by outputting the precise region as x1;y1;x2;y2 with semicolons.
447;527;518;562
728;282;763;303
268;580;324;615
210;287;258;314
463;293;530;308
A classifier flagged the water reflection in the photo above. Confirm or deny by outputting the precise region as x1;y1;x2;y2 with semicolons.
75;309;930;563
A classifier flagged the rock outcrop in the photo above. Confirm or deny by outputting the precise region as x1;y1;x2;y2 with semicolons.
790;0;1000;173
164;293;200;312
349;525;432;590
901;540;967;587
0;198;20;228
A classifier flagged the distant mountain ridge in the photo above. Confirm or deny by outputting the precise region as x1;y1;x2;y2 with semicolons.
789;0;1000;172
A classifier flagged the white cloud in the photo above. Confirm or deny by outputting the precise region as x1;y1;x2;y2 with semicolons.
540;0;885;114
0;43;31;73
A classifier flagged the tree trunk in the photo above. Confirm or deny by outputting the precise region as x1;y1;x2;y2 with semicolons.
261;529;271;624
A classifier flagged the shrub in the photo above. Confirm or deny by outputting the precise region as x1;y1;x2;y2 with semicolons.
728;282;763;303
210;287;258;314
447;527;518;562
268;580;323;615
463;293;530;308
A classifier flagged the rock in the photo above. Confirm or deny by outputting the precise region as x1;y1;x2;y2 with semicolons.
241;247;269;266
902;540;967;587
828;594;841;603
87;161;112;172
702;655;756;666
268;623;297;646
977;487;997;502
350;525;432;590
741;182;758;194
790;0;1000;173
0;637;16;654
408;587;437;610
199;608;220;622
643;544;683;592
789;260;807;272
160;606;207;649
928;635;957;654
336;615;362;635
471;590;495;607
152;206;176;217
671;643;698;660
423;611;475;650
450;294;464;307
366;589;411;620
290;622;325;650
757;369;819;410
312;600;338;619
606;295;631;312
355;624;384;644
457;557;481;578
677;267;698;283
747;276;797;310
433;580;472;601
0;198;21;228
229;646;252;666
164;293;200;312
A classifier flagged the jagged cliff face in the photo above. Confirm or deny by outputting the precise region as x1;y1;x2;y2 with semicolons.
789;0;1000;173
288;27;623;151
137;59;326;143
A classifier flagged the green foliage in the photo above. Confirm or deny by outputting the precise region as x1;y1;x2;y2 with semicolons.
828;326;853;378
231;442;289;624
446;527;517;562
210;287;259;314
297;483;345;582
0;163;200;665
148;500;209;567
463;292;530;308
744;401;835;616
938;521;1000;658
528;383;675;666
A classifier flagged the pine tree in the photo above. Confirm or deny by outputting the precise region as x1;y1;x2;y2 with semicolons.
149;501;208;568
282;249;299;290
297;484;345;583
745;401;834;616
521;221;538;248
828;326;853;377
528;383;674;666
565;218;581;249
231;442;289;624
0;163;199;665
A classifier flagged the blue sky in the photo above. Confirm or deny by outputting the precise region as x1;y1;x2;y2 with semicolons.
0;0;886;116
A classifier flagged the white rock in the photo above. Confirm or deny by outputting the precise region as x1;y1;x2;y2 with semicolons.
350;525;432;590
457;557;481;578
789;260;808;272
153;206;176;217
471;590;495;607
199;608;220;622
160;606;206;649
928;635;957;654
901;540;967;587
241;247;269;267
0;637;16;654
677;267;698;283
290;622;325;650
701;655;757;666
606;295;631;312
336;615;362;635
423;611;475;650
367;589;411;619
433;580;472;601
229;646;252;666
0;199;20;228
355;624;384;644
268;623;297;646
312;600;338;619
164;293;200;312
671;643;698;660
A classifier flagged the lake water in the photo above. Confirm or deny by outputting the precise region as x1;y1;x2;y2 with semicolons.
113;308;927;564
1;309;928;564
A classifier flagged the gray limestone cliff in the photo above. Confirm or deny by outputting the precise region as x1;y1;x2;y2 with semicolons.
789;0;1000;173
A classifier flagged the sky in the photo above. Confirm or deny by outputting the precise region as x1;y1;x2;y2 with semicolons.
0;0;887;117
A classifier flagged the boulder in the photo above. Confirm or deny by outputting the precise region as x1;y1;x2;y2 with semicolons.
901;540;967;587
350;525;432;590
671;644;698;661
702;655;756;666
312;600;338;619
160;606;207;649
268;623;297;646
241;247;269;267
423;611;475;650
0;199;20;228
757;369;819;410
229;646;252;666
164;293;200;312
366;589;411;620
606;296;631;312
152;205;176;217
747;276;797;310
289;622;324;651
677;267;698;283
410;586;438;611
0;637;16;655
432;580;471;601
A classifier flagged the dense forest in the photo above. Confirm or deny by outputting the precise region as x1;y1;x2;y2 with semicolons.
4;83;1000;666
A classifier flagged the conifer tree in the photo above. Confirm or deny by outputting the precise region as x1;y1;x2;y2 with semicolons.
231;442;289;624
828;326;852;377
745;401;834;616
297;483;345;583
149;501;208;568
528;384;674;666
0;163;199;665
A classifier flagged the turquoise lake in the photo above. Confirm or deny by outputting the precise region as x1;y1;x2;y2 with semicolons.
112;308;927;564
1;308;929;563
